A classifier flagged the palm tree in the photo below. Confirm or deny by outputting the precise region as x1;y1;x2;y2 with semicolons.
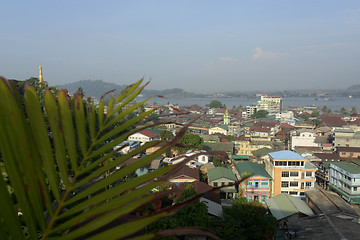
0;77;220;240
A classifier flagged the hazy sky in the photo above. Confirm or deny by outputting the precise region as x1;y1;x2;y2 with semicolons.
1;1;360;92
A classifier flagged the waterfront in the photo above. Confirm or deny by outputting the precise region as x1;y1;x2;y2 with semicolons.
145;97;359;111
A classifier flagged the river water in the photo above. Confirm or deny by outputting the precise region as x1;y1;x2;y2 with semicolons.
143;97;360;111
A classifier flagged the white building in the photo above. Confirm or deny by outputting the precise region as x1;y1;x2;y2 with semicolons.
127;129;159;143
291;129;319;150
329;162;360;204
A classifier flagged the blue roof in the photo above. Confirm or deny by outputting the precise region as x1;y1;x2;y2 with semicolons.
268;150;305;160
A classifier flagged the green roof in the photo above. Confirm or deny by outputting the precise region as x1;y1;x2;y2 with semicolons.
218;124;228;130
266;194;314;220
233;155;249;160
235;161;271;179
208;167;237;182
330;162;360;174
252;147;274;158
203;142;233;153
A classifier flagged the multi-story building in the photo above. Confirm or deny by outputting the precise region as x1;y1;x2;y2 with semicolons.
207;167;238;199
332;128;360;148
235;161;272;203
291;129;319;150
328;161;360;204
257;95;282;113
264;150;317;199
246;105;257;117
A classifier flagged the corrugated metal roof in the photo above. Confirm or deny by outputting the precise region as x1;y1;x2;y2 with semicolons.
235;161;272;179
208;167;237;182
330;162;360;174
269;150;305;160
265;194;314;220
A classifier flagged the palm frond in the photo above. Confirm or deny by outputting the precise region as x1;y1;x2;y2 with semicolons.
0;76;211;240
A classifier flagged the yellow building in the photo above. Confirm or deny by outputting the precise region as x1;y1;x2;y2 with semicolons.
264;150;317;199
234;139;272;157
257;95;282;113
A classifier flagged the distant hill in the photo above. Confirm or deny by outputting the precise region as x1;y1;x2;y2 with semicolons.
58;80;196;99
347;84;360;91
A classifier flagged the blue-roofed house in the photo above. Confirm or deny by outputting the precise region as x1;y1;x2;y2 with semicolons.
265;150;317;199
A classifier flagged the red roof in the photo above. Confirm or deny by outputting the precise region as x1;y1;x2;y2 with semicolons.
221;138;231;143
281;123;295;129
139;129;159;138
319;114;347;127
250;127;271;133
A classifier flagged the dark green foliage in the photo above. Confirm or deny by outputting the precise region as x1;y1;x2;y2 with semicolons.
212;156;224;167
147;185;209;234
311;119;322;127
176;133;204;152
160;130;174;141
211;198;278;240
310;110;319;117
206;100;224;109
226;135;234;141
251;110;268;119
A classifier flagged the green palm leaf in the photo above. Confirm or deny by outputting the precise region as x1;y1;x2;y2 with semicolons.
0;76;221;240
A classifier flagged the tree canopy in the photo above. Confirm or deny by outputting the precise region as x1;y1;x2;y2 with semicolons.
206;100;224;109
210;198;278;240
251;110;268;119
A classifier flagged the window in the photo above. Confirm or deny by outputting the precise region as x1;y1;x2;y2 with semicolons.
306;172;312;177
290;171;299;177
281;181;289;188
299;192;305;196
290;181;298;187
354;187;358;192
261;182;268;187
213;182;218;187
247;182;253;187
281;191;288;194
222;182;225;186
255;182;259;188
289;191;298;195
282;171;289;177
306;182;312;187
247;195;252;202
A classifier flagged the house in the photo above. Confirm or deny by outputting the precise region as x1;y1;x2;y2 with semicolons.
291;129;319;150
336;147;360;159
328;161;360;204
332;128;360;148
192;181;223;217
168;165;200;184
249;127;271;138
207;167;238;199
127;129;159;143
209;125;228;135
266;193;315;223
235;161;272;203
113;141;141;154
264;150;317;199
202;142;234;159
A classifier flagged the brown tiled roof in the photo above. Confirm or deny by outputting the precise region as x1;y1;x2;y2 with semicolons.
250;127;271;133
319;114;348;127
192;180;221;204
168;165;200;180
336;147;360;153
281;123;295;129
139;129;159;138
314;153;341;161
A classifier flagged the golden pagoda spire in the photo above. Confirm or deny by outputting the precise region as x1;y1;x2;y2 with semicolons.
39;64;43;83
